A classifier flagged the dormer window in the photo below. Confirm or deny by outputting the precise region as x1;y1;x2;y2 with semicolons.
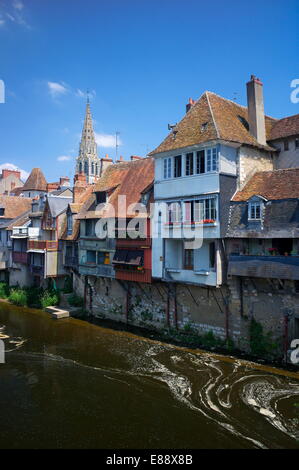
96;191;107;205
248;201;262;220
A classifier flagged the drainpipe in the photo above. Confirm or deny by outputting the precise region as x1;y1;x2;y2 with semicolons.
166;284;170;328
283;308;293;363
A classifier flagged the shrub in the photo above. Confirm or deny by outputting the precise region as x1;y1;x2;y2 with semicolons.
9;289;27;306
200;330;223;348
40;290;60;309
68;293;84;308
249;318;278;358
0;282;9;299
63;276;73;294
25;287;43;308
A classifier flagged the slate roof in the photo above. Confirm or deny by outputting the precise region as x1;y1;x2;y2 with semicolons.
22;168;47;191
227;199;299;238
47;196;73;218
270;113;299;140
149;91;276;155
0;195;32;220
232;168;299;201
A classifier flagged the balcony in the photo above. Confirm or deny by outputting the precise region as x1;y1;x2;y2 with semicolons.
28;240;59;252
115;267;152;283
228;255;299;280
12;227;40;239
30;265;44;276
79;237;115;251
78;262;115;278
12;252;28;264
64;255;79;268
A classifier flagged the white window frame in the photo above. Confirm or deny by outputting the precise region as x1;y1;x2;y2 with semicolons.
206;147;218;173
248;202;262;220
163;157;172;179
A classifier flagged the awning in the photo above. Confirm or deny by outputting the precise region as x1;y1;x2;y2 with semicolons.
113;249;128;264
112;249;144;266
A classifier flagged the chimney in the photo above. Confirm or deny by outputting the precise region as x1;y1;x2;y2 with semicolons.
59;176;70;187
99;153;113;177
130;155;143;161
246;75;266;145
73;172;88;202
186;97;195;113
2;169;21;180
116;155;125;163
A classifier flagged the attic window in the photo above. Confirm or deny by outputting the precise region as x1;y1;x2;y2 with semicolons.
238;115;249;131
248;201;262;220
201;122;208;132
96;191;107;205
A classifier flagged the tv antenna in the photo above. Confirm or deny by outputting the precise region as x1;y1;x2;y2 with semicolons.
115;131;120;162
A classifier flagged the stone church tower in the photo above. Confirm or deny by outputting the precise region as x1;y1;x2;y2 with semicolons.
75;99;101;184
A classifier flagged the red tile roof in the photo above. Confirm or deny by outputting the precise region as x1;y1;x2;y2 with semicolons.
270;113;299;140
22;168;47;191
149;91;276;155
232;168;299;201
0;195;32;219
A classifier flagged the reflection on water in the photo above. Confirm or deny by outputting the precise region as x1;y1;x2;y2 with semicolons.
0;302;298;449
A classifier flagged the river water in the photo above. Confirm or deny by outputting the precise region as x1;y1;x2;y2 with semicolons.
0;302;299;449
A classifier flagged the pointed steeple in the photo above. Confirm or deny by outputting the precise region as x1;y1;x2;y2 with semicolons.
76;99;100;184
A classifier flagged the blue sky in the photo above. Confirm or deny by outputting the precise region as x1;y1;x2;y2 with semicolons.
0;0;298;182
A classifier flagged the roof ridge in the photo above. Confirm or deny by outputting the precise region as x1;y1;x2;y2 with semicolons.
205;91;220;138
206;91;278;121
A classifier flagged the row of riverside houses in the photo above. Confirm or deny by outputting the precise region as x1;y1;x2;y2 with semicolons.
1;74;299;361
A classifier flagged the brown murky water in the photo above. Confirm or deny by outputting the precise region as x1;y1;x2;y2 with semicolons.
0;302;299;449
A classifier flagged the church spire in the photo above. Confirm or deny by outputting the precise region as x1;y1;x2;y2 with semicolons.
76;99;100;184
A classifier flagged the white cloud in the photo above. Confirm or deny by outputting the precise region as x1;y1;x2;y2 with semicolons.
95;132;122;148
0;163;29;181
0;19;5;27
57;155;72;162
48;81;69;98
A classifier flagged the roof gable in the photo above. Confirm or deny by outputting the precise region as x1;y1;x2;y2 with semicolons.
22;168;47;192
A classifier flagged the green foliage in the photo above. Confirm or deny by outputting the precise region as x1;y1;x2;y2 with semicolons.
249;318;278;358
8;288;27;306
140;309;153;322
200;330;223;348
25;287;43;308
68;293;84;308
62;276;73;294
40;291;60;309
0;282;10;299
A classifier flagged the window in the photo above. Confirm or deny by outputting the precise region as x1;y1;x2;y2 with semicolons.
204;198;217;220
196;150;205;174
86;250;96;264
174;155;182;178
284;140;289;151
0;208;4;216
85;220;94;236
84;161;88;174
184;249;194;270
167;202;181;223
248;202;262;220
185;153;194;176
163;158;172;179
96;191;106;205
98;252;110;265
295;138;299;149
184;197;217;222
67;213;73;234
91;162;95;174
206;147;218;172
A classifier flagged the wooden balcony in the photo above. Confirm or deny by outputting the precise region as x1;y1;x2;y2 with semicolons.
228;255;299;280
28;240;59;252
12;252;28;264
115;267;152;283
79;262;115;278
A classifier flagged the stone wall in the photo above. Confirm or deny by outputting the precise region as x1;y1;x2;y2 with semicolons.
238;146;273;189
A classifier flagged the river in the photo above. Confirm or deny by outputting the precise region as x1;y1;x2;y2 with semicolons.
0;302;299;449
